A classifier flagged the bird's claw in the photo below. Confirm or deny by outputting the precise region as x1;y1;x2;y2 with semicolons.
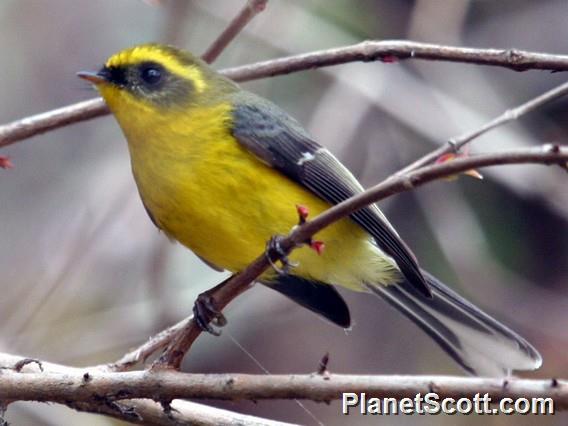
266;235;297;275
193;293;227;336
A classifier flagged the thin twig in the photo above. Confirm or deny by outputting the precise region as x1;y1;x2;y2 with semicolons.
152;145;568;369
290;145;567;245
3;41;568;149
201;0;268;64
223;40;568;79
109;317;188;371
398;80;568;174
0;98;108;149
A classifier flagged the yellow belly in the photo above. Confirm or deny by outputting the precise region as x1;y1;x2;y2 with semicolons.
122;104;398;290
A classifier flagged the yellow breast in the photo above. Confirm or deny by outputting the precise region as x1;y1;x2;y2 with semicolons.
106;96;396;290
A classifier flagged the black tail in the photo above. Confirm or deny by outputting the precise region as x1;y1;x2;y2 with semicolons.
367;271;542;376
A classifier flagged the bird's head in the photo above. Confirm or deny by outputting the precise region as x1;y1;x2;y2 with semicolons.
78;43;237;118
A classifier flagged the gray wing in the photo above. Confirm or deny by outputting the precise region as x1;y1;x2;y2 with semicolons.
231;93;431;298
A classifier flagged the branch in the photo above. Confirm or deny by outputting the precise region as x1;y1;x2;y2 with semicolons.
268;145;568;248
201;0;268;64
0;354;293;426
145;145;567;369
0;98;108;149
398;80;568;174
1;355;566;410
223;40;568;79
3;41;568;149
70;399;295;426
110;316;188;370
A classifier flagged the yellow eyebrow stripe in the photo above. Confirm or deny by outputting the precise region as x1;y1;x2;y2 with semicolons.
106;45;207;93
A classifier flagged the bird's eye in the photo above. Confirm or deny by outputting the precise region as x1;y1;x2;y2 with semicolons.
140;64;163;86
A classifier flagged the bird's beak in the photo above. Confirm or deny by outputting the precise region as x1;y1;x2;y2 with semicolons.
77;71;107;85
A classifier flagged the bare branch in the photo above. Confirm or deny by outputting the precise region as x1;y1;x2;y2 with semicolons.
1;355;565;410
71;399;296;426
201;0;268;64
398;80;568;174
0;354;294;426
223;40;568;79
3;41;568;149
152;145;567;369
0;98;108;149
109;316;188;371
294;145;567;245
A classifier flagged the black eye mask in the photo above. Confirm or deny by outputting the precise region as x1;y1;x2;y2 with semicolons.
99;61;194;107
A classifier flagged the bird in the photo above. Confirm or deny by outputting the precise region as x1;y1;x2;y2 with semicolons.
78;43;542;376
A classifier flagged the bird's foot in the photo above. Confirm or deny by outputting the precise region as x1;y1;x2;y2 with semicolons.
266;235;297;275
193;292;227;336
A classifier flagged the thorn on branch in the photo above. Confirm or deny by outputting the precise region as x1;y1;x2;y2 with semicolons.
296;204;309;224
309;240;325;255
435;152;484;180
295;205;326;255
551;378;559;388
82;372;92;383
380;55;399;64
0;156;14;169
160;399;177;417
13;358;43;372
544;143;568;171
249;0;267;13
317;352;330;377
504;48;532;72
447;139;458;152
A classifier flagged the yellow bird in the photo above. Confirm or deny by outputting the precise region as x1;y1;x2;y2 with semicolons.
79;43;541;376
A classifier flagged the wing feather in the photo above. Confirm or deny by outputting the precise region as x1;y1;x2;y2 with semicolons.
231;93;431;297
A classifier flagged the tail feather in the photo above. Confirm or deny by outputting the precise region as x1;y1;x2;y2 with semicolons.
367;270;542;376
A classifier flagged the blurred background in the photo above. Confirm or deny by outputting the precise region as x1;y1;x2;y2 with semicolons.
1;0;567;425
